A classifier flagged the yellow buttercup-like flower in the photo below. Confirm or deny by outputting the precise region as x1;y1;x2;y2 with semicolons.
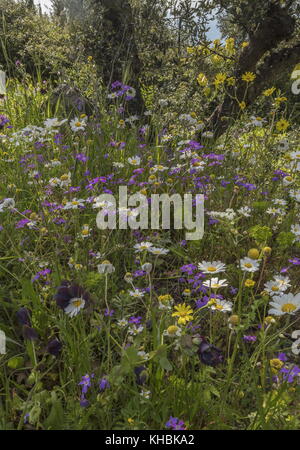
172;303;193;325
263;87;276;97
245;279;255;288
214;73;227;86
242;72;256;82
275;96;287;104
276;119;289;132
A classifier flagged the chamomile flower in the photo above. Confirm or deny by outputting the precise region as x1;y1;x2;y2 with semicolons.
134;242;153;252
64;198;86;210
273;275;292;290
198;261;226;274
97;260;115;274
148;247;169;256
44;118;67;128
128;156;141;166
268;293;300;316
54;281;90;318
140;389;151;399
207;297;233;313
0;197;15;212
64;297;86;317
203;278;228;289
70;117;87;132
117;318;128;328
239;257;260;272
291;224;300;241
129;289;145;299
80;224;91;238
264;279;290;296
128;325;144;335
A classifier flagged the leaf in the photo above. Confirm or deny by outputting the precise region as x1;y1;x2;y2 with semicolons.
121;346;141;374
44;392;64;430
7;356;24;369
159;356;172;371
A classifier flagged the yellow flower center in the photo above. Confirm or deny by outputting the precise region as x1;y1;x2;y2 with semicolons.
75;122;82;127
244;263;253;268
167;325;179;335
281;303;296;313
271;286;279;292
207;266;217;272
72;298;83;308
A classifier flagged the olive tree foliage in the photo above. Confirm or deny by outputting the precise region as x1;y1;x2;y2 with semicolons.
0;0;75;76
204;0;300;136
55;0;300;135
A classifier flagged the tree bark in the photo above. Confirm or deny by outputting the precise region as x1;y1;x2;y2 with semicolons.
100;0;144;114
207;2;297;138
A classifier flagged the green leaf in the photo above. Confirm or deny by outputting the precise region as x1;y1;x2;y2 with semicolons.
44;392;64;430
7;356;24;369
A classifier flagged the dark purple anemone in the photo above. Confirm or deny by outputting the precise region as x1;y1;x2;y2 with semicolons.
134;366;148;386
198;338;223;367
16;307;38;340
16;307;31;326
54;280;90;310
46;338;62;356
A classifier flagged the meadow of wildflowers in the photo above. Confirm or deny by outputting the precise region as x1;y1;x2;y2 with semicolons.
0;64;300;431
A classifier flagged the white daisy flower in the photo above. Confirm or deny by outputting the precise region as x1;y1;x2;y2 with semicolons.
92;198;114;209
97;260;115;274
291;224;300;241
128;325;144;335
128;155;141;166
64;198;86;210
209;299;233;313
129;289;145;299
289;189;300;202
80;224;91;238
203;278;228;289
134;242;153;252
64;297;85;317
268;293;300;316
0;197;15;212
250;116;266;127
148;247;169;256
273;275;292;290
198;261;226;274
140;389;151;399
239;257;260;272
264;280;290;296
44;118;67;128
117;318;128;328
70;117;87;132
289;151;300;161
